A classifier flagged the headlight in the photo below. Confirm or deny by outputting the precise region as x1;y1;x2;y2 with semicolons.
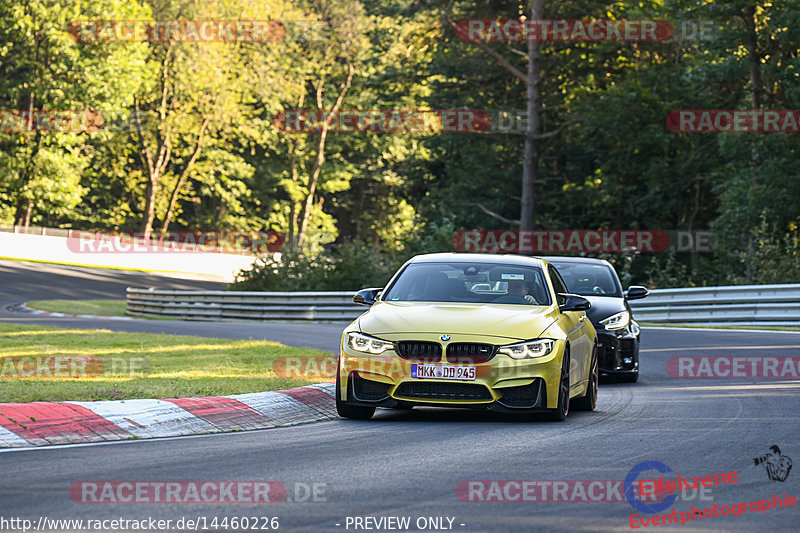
600;310;630;330
347;332;394;354
498;339;554;359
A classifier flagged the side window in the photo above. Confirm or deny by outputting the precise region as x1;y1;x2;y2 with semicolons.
548;265;568;305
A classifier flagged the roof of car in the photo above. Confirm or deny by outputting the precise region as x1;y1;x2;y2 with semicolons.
538;256;612;266
409;253;546;267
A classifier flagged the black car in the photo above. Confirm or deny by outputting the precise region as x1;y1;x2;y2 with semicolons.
542;256;648;382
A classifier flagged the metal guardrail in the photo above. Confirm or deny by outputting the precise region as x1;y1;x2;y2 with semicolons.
0;225;74;238
126;288;363;322
127;284;800;325
628;284;800;326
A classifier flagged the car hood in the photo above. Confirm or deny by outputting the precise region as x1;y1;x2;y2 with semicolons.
357;301;558;342
583;296;627;324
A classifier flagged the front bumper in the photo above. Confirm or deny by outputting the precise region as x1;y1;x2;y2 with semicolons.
596;324;639;375
345;372;548;412
339;335;565;411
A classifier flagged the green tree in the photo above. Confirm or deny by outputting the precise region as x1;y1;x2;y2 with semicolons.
0;0;151;227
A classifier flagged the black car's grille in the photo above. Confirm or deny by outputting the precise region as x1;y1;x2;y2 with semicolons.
446;343;496;364
597;339;616;369
620;338;635;358
396;341;442;362
498;380;543;408
351;375;391;402
394;381;492;401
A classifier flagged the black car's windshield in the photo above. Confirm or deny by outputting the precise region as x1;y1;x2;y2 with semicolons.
382;262;551;305
549;262;623;297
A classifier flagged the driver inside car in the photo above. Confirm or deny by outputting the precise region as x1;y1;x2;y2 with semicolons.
506;280;537;304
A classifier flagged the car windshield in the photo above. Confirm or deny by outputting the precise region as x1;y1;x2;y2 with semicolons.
549;262;622;297
381;262;551;305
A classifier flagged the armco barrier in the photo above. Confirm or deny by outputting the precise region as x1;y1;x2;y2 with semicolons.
126;288;363;322
126;284;800;325
628;284;800;326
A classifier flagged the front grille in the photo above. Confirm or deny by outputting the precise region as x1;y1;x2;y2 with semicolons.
619;339;635;358
351;375;391;402
395;381;492;401
396;341;442;362
446;343;496;364
498;380;543;408
597;341;616;369
619;338;636;368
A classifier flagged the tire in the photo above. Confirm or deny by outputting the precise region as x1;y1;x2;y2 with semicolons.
572;344;598;411
335;368;375;420
546;346;570;421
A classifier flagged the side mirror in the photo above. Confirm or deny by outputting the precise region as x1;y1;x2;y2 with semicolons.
625;286;649;300
353;288;383;306
558;293;591;312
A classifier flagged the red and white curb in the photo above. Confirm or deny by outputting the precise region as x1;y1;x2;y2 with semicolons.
0;383;336;448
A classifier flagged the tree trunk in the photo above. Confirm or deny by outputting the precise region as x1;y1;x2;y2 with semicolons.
520;0;544;233
161;118;210;236
15;93;41;229
296;64;355;248
287;88;306;250
138;47;175;240
744;4;762;284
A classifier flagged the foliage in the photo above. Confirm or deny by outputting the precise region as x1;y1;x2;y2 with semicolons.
233;239;404;291
1;0;798;288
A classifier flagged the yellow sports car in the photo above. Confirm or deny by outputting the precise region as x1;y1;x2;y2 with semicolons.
337;253;598;421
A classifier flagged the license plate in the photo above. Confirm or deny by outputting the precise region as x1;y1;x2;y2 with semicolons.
410;363;476;381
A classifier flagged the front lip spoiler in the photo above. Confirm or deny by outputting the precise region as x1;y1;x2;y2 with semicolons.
344;397;551;413
345;379;548;412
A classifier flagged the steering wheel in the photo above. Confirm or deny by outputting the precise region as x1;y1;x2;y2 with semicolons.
593;286;606;295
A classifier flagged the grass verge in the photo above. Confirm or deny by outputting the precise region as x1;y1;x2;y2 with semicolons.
27;299;128;317
0;323;332;403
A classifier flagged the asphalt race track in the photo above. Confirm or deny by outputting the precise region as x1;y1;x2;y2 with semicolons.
1;261;799;532
0;260;345;352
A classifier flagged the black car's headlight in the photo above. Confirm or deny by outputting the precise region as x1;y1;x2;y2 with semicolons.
498;339;555;359
347;332;394;354
600;310;630;330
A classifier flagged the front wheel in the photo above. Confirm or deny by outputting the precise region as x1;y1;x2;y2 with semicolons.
545;347;570;421
335;368;375;420
572;344;598;411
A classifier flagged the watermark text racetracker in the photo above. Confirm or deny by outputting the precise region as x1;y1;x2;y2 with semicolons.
68;230;284;254
275;355;615;381
0;356;112;379
667;356;800;379
274;109;570;134
452;230;713;254
667;110;800;133
67;19;326;43
453;19;720;43
70;480;327;504
453;19;672;42
456;480;713;504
